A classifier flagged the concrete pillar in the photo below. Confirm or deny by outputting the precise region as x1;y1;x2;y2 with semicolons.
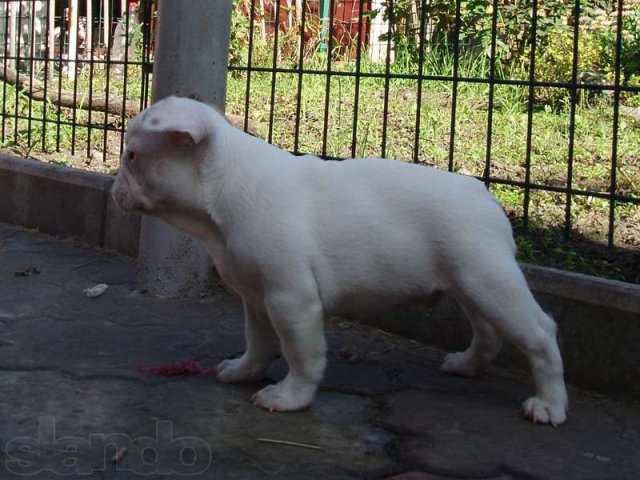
137;0;233;297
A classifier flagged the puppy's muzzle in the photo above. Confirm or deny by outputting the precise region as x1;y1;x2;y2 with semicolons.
112;169;144;212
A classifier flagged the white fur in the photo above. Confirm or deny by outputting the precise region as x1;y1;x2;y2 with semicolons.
112;96;568;425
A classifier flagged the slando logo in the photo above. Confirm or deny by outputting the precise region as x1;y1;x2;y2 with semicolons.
4;417;212;476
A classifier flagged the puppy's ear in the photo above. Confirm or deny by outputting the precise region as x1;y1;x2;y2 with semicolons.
141;105;207;146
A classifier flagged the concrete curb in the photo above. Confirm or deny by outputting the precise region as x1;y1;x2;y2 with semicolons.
1;154;639;399
0;154;140;255
521;263;640;313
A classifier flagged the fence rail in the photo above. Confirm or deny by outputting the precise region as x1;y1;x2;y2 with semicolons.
0;0;639;283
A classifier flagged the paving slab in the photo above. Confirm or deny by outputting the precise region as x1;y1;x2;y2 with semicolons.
0;222;639;479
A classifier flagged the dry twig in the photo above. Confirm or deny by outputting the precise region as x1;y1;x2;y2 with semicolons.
257;438;322;450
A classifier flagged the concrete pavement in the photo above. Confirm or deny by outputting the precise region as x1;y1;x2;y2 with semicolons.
1;222;639;479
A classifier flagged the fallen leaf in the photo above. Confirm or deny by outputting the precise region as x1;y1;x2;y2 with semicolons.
14;267;41;277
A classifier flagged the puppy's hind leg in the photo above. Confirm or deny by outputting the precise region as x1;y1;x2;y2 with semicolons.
519;309;568;426
441;309;503;377
215;299;280;383
452;260;568;426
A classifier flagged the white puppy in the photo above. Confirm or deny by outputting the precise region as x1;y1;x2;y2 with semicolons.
112;96;568;426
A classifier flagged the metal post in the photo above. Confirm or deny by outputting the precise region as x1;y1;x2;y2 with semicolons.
102;0;109;48
86;0;92;57
68;0;78;81
8;2;17;70
319;0;329;52
137;0;233;297
48;0;55;78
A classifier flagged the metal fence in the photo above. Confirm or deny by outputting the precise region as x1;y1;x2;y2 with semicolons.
1;0;639;282
0;0;153;165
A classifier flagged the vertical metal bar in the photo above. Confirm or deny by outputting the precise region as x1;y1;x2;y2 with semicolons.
483;0;499;184
8;1;16;70
14;1;23;144
564;0;581;240
293;0;308;152
608;0;624;248
98;0;103;45
43;0;52;151
243;0;257;132
102;0;112;161
56;0;66;152
319;0;330;52
69;0;80;156
68;0;78;81
412;0;426;163
119;1;131;157
349;0;366;158
145;0;153;108
1;2;10;142
380;0;393;158
321;0;335;157
103;0;109;47
86;0;92;55
48;0;55;78
87;0;96;157
138;0;146;110
268;0;283;144
140;0;152;110
28;0;37;148
522;0;539;234
447;0;461;171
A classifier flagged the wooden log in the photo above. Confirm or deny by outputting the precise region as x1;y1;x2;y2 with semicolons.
0;63;139;116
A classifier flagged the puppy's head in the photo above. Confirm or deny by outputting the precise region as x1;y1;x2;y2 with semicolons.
112;96;212;216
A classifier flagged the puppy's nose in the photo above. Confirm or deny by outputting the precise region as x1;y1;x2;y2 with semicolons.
111;178;128;209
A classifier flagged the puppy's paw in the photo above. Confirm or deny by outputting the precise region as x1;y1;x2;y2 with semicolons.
251;380;315;413
441;351;481;377
215;357;265;384
522;396;567;427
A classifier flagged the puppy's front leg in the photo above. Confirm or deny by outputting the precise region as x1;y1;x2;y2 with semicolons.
215;300;280;383
251;290;326;412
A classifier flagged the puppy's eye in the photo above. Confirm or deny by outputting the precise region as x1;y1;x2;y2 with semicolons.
125;150;136;168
